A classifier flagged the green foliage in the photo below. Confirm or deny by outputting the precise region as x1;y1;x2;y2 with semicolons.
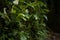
0;0;49;40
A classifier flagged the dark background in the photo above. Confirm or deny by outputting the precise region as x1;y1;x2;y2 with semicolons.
47;0;60;33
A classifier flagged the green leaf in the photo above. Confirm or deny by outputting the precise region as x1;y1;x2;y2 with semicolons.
25;9;29;14
16;13;27;21
11;8;16;13
19;0;24;2
34;14;38;20
22;17;27;21
0;12;3;16
19;31;27;40
18;13;25;17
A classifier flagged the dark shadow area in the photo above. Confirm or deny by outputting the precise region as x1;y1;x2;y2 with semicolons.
47;0;60;33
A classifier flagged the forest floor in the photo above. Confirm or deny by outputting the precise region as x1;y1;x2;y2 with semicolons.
47;32;60;40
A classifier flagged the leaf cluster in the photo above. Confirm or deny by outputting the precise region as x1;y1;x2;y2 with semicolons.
0;0;49;40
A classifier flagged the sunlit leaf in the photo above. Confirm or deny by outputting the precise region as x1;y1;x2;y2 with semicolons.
25;9;29;14
34;15;38;20
13;0;19;5
17;13;25;17
43;15;48;21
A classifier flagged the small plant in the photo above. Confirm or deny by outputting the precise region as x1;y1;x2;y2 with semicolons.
0;0;49;40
